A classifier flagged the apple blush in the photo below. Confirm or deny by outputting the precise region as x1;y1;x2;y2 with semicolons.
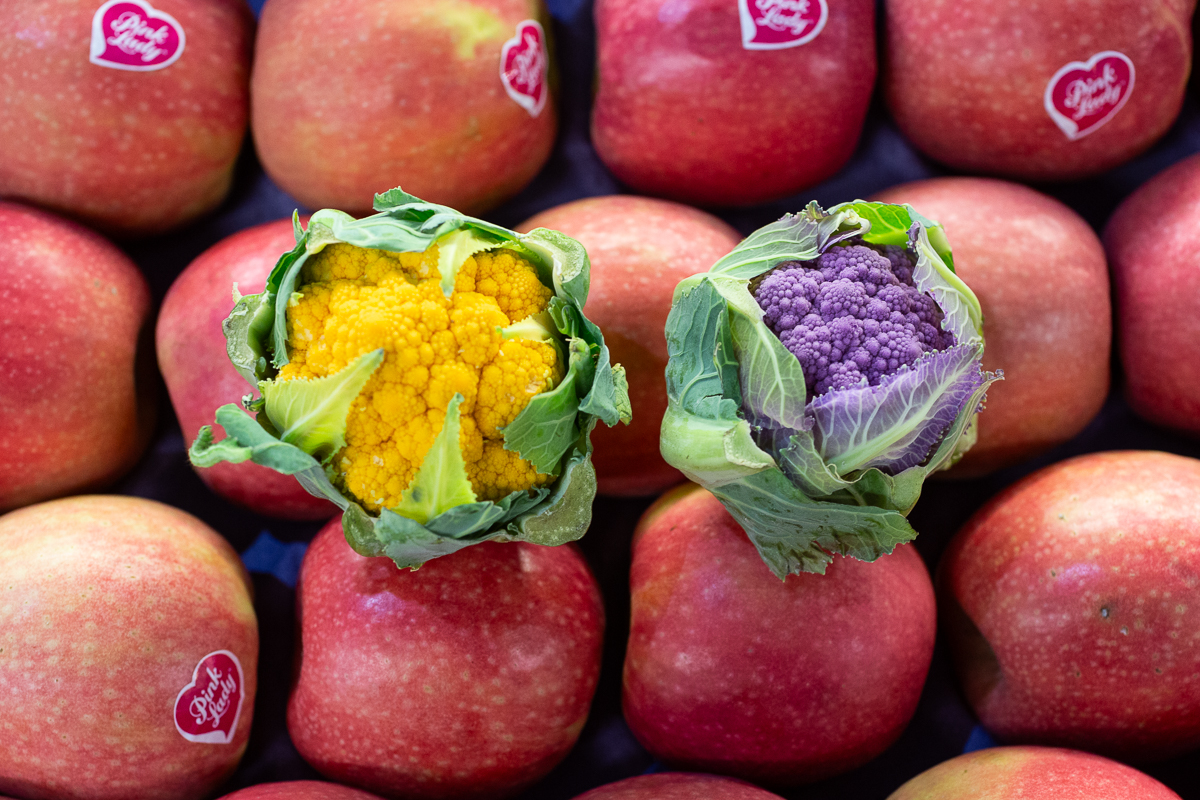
571;773;785;799
217;782;387;799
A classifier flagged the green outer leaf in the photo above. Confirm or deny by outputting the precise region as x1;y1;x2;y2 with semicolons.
224;293;275;387
728;303;807;430
260;349;384;462
709;201;866;280
189;405;322;475
843;202;913;247
501;352;581;475
435;227;501;298
393;394;478;524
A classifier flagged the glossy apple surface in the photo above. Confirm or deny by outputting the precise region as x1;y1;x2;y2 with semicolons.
887;746;1181;800
518;195;741;495
157;217;336;519
884;0;1193;180
0;202;153;512
217;782;385;799
252;0;556;216
1105;152;1200;434
872;178;1111;476
941;451;1200;761
0;495;258;800
572;773;783;799
288;520;605;799
592;0;875;205
624;485;936;784
0;0;253;235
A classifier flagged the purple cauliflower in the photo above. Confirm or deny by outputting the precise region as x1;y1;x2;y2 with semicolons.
754;243;955;396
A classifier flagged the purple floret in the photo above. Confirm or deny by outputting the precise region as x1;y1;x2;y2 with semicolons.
754;243;955;397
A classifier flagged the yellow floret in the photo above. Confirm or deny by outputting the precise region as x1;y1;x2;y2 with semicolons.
277;241;560;513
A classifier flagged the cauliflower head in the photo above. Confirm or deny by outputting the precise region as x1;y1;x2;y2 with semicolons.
276;242;561;511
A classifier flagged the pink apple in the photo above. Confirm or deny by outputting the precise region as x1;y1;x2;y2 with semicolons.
884;0;1193;180
571;773;784;799
591;0;876;206
288;520;605;799
1105;152;1200;434
623;485;937;784
517;195;741;496
217;782;385;800
941;451;1200;761
0;0;253;235
157;217;336;519
887;746;1181;800
871;178;1111;476
251;0;556;217
0;495;258;800
0;202;153;512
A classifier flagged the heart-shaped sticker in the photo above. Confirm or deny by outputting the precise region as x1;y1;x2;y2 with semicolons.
500;20;548;118
89;0;185;72
1044;51;1135;141
738;0;828;51
173;650;245;745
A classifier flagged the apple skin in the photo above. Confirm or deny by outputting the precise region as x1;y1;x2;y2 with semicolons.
887;746;1181;800
571;773;784;799
941;451;1200;762
0;495;258;800
1104;152;1200;434
884;0;1193;181
217;782;386;800
0;202;154;512
871;178;1111;476
517;195;741;496
623;485;937;784
591;0;875;206
288;520;605;799
251;0;556;217
157;218;336;520
0;0;253;236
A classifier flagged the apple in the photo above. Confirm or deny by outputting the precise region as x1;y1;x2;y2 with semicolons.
884;0;1193;180
571;773;784;799
251;0;556;217
217;782;386;800
157;217;336;520
517;195;741;496
0;202;154;513
887;746;1181;800
871;177;1111;476
623;484;937;784
288;519;605;799
1104;152;1200;434
0;495;258;800
0;0;253;235
940;451;1200;762
591;0;875;206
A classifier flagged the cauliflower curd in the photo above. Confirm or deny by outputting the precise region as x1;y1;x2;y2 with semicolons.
277;242;561;511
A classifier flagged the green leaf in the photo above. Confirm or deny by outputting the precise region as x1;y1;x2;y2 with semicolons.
664;278;741;421
394;393;478;525
502;344;583;474
223;292;275;386
844;201;914;247
435;227;502;298
659;405;774;487
259;348;384;461
728;303;807;430
519;227;590;309
507;438;596;546
708;201;866;280
188;405;324;475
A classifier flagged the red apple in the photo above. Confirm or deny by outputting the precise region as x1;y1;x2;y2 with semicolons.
517;195;741;496
623;485;937;784
251;0;556;216
0;0;253;235
887;746;1181;800
157;217;336;519
941;451;1200;762
871;178;1111;476
1105;152;1200;434
572;773;784;799
884;0;1193;180
217;782;386;800
0;202;153;512
0;495;258;800
288;520;605;799
591;0;875;206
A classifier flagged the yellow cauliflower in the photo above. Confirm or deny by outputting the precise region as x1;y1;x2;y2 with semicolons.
276;242;561;512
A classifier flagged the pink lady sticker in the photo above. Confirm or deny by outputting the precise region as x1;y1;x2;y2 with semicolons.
89;0;185;72
173;650;245;745
1044;51;1135;141
500;20;548;118
738;0;828;50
